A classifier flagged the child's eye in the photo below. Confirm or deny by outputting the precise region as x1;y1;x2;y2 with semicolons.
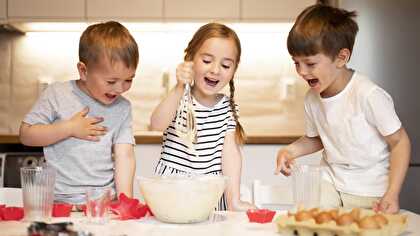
202;59;211;64
307;63;316;67
222;64;231;69
125;80;133;83
107;81;116;85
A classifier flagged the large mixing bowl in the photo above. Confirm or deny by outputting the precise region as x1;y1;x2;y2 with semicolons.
138;174;227;223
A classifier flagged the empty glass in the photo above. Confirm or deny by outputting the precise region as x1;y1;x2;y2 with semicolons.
21;165;56;222
291;164;321;209
85;188;112;224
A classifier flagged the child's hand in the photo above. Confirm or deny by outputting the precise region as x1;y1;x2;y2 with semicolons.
68;107;107;141
275;149;295;176
231;200;257;212
176;61;194;88
372;192;400;214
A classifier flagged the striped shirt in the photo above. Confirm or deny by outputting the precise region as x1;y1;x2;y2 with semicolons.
156;94;237;175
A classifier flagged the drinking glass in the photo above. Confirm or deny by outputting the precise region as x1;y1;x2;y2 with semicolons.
85;188;112;224
291;164;321;209
21;165;56;222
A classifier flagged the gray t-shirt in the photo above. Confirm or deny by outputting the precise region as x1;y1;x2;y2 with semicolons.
23;80;135;204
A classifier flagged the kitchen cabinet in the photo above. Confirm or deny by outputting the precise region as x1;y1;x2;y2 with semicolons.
7;0;85;20
164;0;240;21
4;0;316;23
241;0;316;21
87;0;163;20
0;0;6;20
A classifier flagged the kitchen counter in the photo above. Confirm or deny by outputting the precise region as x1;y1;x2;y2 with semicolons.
1;210;420;236
0;133;300;145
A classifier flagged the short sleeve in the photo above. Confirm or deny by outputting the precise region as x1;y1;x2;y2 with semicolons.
112;104;135;145
304;96;319;137
364;87;401;136
23;85;57;125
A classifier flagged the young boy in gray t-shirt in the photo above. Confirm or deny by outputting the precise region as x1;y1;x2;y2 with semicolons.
19;21;139;204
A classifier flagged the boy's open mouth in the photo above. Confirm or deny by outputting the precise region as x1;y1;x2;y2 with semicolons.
204;77;219;87
106;93;117;99
307;79;319;87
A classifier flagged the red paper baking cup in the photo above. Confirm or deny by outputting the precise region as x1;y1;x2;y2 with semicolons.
1;207;24;221
52;203;73;217
246;209;276;223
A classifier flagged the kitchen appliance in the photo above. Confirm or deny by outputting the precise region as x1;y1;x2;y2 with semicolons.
3;152;45;188
341;0;420;213
0;153;5;187
0;144;44;188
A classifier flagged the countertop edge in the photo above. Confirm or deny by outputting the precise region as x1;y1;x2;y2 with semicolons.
0;134;300;145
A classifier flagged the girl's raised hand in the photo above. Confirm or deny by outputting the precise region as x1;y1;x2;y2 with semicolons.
176;61;194;87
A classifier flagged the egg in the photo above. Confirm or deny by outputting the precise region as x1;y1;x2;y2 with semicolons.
350;208;361;221
329;209;339;220
295;210;313;222
336;213;355;226
309;208;320;217
315;212;334;224
372;214;388;227
358;216;380;229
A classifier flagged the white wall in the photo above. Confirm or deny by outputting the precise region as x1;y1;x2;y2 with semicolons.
133;144;322;202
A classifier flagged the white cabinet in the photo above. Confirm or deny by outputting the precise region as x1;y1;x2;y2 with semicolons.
0;0;6;20
5;0;315;23
87;0;163;20
164;0;240;20
241;0;316;21
8;0;85;20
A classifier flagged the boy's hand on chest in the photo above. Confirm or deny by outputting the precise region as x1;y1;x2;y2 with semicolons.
67;107;108;141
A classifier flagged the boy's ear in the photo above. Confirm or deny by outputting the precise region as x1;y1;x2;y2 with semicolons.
335;48;351;68
77;62;88;81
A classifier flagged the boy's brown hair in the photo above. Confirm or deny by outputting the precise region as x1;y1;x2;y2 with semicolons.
287;4;358;60
184;22;246;144
79;21;139;69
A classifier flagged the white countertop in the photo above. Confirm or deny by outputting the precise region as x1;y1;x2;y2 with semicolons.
2;210;420;236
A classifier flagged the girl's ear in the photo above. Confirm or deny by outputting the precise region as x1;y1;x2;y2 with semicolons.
335;48;351;68
77;62;88;81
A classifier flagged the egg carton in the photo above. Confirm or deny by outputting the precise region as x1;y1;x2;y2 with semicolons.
275;208;407;236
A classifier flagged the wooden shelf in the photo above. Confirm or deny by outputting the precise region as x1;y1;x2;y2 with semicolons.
0;133;300;145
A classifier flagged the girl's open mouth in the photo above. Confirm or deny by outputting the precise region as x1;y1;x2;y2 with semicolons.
204;77;219;87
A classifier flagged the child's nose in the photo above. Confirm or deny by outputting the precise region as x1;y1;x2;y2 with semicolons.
297;66;309;76
114;83;124;93
210;63;220;74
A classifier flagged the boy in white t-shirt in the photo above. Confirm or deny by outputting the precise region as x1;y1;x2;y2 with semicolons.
275;4;411;213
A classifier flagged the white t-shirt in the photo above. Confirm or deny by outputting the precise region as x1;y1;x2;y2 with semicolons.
304;72;401;197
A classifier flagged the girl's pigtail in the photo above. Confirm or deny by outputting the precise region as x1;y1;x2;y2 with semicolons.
229;80;246;145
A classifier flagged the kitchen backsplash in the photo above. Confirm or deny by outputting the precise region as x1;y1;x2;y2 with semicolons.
0;23;307;136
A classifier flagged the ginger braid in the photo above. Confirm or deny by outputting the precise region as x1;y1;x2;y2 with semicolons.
229;80;246;145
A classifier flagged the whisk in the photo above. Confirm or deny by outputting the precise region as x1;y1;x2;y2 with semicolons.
175;83;197;149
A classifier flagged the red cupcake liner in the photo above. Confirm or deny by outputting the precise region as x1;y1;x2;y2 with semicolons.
52;203;73;217
246;209;276;223
109;193;150;220
1;206;24;221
